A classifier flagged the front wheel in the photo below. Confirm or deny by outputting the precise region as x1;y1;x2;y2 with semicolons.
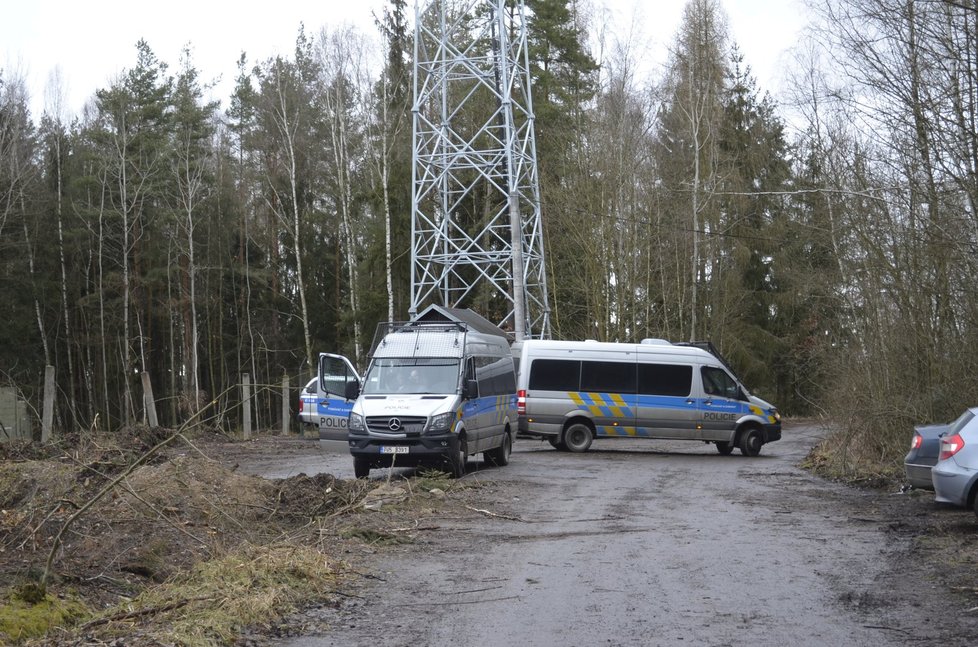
563;423;593;453
485;432;512;467
447;437;467;478
738;428;763;457
353;456;371;479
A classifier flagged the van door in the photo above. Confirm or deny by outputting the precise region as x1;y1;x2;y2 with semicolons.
317;353;360;448
697;366;746;441
461;357;486;452
635;362;698;439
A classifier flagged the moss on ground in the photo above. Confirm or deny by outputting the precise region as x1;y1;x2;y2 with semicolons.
0;588;89;644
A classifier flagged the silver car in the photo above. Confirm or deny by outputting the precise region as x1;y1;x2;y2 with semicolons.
931;407;978;517
904;422;949;490
298;378;319;426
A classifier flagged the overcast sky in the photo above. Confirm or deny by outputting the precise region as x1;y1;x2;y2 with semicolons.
1;0;806;121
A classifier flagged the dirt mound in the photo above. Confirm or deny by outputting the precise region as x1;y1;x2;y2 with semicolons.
0;433;361;623
0;431;487;645
271;472;368;520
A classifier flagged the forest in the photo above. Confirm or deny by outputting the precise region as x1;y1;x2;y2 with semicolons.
1;0;977;476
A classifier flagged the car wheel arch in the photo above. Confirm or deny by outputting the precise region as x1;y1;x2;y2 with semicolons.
562;415;595;438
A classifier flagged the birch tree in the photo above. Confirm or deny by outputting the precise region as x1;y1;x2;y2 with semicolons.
655;0;728;342
170;49;217;412
317;26;371;363
92;40;172;426
253;35;319;371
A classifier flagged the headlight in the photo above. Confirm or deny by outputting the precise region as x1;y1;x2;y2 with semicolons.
348;412;365;432
772;410;781;422
428;411;455;433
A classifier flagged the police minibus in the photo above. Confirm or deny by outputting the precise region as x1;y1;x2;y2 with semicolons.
513;339;781;456
322;316;517;478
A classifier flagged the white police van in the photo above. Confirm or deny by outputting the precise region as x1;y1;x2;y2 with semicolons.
513;339;781;456
319;306;517;478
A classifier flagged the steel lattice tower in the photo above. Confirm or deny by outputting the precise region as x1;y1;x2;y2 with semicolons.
409;0;550;340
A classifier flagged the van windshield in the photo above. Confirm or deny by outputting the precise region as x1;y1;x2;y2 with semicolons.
362;358;460;395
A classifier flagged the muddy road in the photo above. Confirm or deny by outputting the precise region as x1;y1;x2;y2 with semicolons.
241;423;976;646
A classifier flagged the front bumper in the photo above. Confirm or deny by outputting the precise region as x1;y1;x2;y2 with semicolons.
763;422;782;443
348;432;459;468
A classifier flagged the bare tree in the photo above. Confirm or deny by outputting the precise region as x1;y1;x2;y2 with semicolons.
171;48;217;413
656;0;728;342
317;25;372;363
43;67;80;426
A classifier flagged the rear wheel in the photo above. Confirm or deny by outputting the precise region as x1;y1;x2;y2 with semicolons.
738;428;763;457
353;456;370;479
716;441;734;455
485;431;512;467
564;423;594;453
447;437;467;478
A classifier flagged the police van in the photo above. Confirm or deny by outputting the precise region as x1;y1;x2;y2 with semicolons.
320;307;517;478
513;339;781;456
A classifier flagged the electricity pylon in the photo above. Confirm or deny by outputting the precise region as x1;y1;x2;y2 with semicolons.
409;0;550;340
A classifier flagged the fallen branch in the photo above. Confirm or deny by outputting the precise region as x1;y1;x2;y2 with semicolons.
394;595;520;607
79;595;215;629
464;505;525;522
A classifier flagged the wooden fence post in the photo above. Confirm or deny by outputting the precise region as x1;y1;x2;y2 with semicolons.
242;373;252;440
41;365;55;443
141;372;159;427
281;374;290;436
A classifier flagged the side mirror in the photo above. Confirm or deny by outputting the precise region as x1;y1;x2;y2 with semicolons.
344;381;360;401
464;379;480;400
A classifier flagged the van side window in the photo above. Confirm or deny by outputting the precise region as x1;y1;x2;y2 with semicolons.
637;363;692;397
529;359;580;391
581;361;636;394
496;359;517;394
702;366;742;400
474;355;515;397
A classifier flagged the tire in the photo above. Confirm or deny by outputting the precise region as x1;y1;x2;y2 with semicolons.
447;436;467;478
353;456;371;479
716;440;734;456
738;428;763;457
485;431;512;467
563;423;593;453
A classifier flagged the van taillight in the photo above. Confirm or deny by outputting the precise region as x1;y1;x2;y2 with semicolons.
299;400;304;412
940;433;965;461
517;389;526;415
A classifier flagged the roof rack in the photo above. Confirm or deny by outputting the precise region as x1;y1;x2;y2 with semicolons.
369;320;469;359
675;340;741;381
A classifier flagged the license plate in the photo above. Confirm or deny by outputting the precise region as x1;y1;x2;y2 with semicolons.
380;446;409;454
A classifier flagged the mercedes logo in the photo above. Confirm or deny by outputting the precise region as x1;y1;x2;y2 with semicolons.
388;418;402;431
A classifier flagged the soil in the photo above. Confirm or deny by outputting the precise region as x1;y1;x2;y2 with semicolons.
0;429;497;645
2;423;978;645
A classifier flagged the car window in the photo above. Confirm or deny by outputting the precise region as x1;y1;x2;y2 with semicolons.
702;366;742;400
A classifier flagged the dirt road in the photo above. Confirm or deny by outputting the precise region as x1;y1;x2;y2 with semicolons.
246;423;976;646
